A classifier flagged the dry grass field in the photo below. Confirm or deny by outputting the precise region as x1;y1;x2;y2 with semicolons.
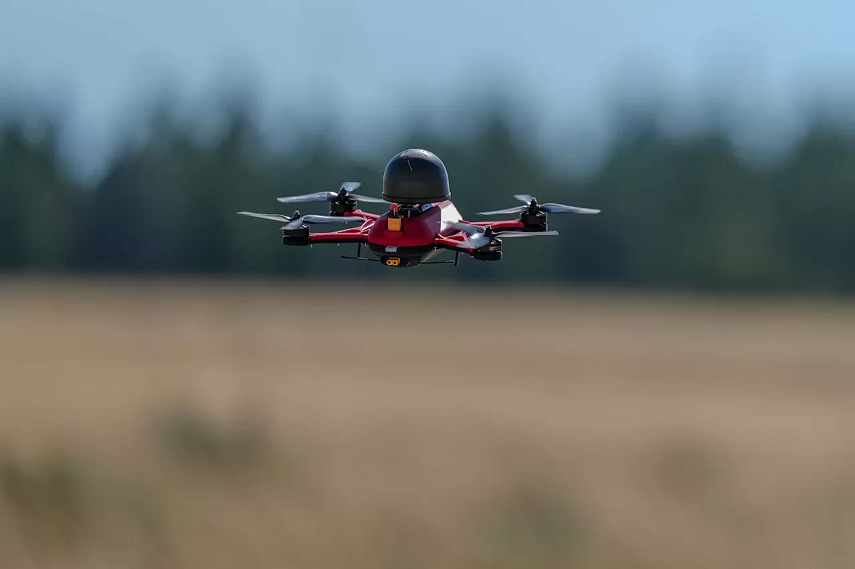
1;279;854;569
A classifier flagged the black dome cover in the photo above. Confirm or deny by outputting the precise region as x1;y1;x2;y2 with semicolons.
382;149;450;204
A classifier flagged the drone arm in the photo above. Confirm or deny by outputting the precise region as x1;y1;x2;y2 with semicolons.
307;230;367;245
299;213;376;245
345;211;380;222
435;235;478;252
437;218;558;253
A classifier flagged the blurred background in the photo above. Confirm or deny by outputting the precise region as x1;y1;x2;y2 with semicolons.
2;1;855;568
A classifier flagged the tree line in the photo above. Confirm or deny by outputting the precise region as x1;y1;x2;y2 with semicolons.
1;97;853;292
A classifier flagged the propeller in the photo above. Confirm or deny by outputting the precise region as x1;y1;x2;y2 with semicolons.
478;194;600;216
450;221;559;249
237;210;366;230
276;182;386;205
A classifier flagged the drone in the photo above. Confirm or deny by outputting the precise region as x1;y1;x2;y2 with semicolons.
238;148;600;268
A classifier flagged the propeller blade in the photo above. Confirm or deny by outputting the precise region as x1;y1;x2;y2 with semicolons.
348;193;387;203
476;205;528;216
281;215;365;231
541;203;601;215
301;215;366;225
514;194;535;204
276;191;337;204
276;183;384;205
237;211;292;223
497;230;559;238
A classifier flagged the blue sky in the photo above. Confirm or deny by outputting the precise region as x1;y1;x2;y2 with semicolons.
2;0;854;175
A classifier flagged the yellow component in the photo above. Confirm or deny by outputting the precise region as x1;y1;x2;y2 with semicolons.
386;258;401;266
387;217;402;231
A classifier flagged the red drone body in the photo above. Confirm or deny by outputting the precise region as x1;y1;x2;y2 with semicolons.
238;149;599;268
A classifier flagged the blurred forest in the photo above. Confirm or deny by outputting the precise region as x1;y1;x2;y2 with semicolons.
1;91;854;292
